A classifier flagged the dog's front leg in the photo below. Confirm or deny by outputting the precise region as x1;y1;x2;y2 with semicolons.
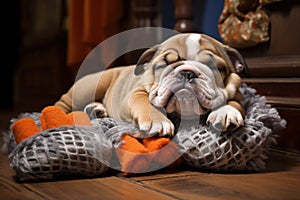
123;90;174;137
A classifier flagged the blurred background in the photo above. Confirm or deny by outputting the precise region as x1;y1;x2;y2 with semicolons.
0;0;224;112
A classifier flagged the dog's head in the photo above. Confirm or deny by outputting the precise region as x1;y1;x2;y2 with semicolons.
134;33;249;118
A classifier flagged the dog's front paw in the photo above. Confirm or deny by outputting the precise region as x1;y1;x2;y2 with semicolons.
138;108;175;137
207;105;244;132
84;102;108;119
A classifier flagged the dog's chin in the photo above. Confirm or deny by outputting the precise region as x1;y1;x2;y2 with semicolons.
165;88;208;119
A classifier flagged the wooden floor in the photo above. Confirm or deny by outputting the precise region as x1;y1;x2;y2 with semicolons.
1;113;300;200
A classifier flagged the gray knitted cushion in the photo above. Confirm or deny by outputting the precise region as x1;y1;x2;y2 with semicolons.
175;84;286;171
3;84;286;181
9;126;112;181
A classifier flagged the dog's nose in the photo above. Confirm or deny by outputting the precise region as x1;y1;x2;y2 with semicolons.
176;70;197;81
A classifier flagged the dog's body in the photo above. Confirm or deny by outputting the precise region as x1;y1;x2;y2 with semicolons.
55;33;249;136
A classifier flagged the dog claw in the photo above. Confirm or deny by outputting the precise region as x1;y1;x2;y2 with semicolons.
149;123;163;136
84;102;108;119
207;105;243;132
139;119;174;138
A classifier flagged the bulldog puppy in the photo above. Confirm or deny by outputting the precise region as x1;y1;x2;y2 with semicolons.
55;33;249;137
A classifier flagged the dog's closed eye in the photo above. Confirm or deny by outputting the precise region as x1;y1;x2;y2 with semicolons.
165;53;180;64
155;63;167;71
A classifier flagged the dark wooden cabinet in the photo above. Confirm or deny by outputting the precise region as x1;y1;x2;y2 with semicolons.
241;1;300;151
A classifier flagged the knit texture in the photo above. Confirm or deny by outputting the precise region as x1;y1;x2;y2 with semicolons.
9;126;112;181
175;84;286;171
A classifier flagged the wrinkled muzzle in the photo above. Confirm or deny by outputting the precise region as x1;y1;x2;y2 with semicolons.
149;61;227;118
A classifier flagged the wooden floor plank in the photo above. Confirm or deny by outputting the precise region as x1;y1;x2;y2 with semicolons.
0;176;43;200
135;152;300;200
140;171;300;200
0;136;44;199
129;169;200;181
25;177;176;200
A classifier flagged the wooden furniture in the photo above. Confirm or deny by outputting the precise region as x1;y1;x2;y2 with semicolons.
241;1;300;152
173;0;195;32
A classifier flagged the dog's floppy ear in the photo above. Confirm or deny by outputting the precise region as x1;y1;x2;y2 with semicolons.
224;46;251;78
134;46;159;75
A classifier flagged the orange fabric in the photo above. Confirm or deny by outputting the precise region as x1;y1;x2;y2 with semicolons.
116;135;181;175
67;111;92;126
11;118;41;144
143;137;171;152
12;106;92;144
115;135;151;175
67;0;124;67
40;106;72;130
143;137;180;166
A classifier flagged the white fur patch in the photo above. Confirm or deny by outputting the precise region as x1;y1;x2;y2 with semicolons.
185;34;201;60
207;105;244;132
